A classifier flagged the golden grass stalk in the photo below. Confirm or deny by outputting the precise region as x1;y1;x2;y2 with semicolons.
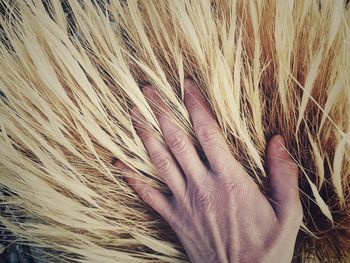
0;0;349;262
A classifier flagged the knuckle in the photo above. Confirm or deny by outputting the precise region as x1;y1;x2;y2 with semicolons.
193;179;215;212
185;95;198;112
222;178;248;199
196;123;217;144
152;152;172;174
166;130;187;153
195;189;214;212
211;160;228;174
221;179;241;193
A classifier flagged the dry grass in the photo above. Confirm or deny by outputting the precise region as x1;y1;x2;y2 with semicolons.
0;0;349;262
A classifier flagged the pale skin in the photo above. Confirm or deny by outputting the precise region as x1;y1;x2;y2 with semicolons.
115;80;303;263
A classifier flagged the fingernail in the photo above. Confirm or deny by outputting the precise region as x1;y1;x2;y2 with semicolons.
139;81;151;90
121;175;127;183
142;86;155;98
276;135;286;150
130;106;141;118
123;176;135;185
115;160;127;170
111;157;118;165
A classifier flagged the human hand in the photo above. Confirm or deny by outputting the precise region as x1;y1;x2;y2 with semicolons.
114;80;303;263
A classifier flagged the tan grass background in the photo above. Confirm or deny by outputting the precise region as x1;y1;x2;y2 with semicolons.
0;0;349;262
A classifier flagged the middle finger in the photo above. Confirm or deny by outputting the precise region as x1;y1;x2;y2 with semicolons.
131;106;187;200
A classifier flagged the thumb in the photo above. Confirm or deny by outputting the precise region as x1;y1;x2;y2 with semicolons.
267;135;302;224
